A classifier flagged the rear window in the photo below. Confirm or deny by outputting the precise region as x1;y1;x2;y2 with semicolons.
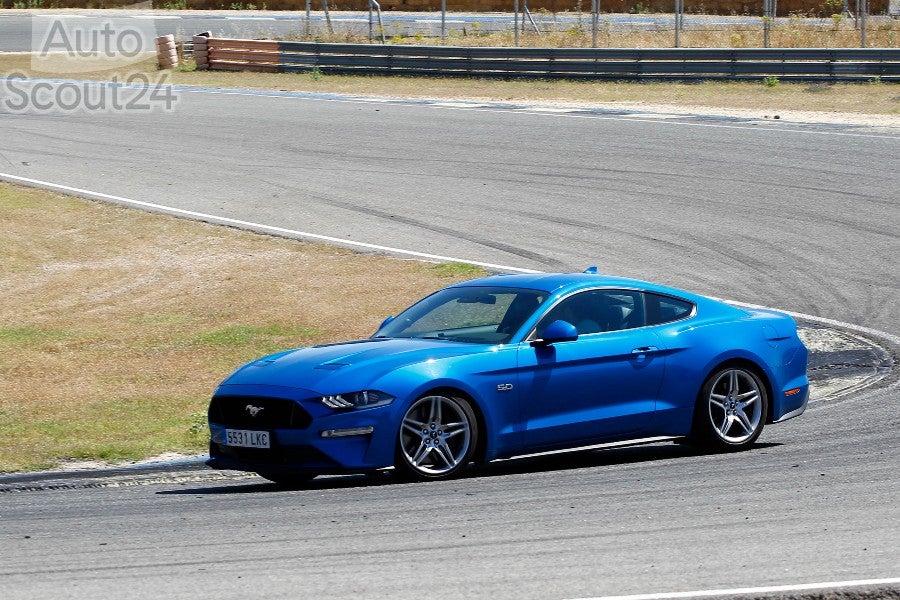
645;293;694;325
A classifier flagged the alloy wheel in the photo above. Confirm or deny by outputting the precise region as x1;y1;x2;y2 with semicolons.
706;368;765;445
398;394;475;478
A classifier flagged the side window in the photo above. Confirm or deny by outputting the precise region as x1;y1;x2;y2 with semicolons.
645;293;694;325
536;290;645;336
600;291;644;331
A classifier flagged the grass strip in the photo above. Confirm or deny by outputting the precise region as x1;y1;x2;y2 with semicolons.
0;182;484;473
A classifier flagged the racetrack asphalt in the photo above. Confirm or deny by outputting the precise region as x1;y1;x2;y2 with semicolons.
1;86;897;334
0;85;898;599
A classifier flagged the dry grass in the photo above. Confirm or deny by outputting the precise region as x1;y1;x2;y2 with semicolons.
222;11;898;49
0;52;163;80
0;182;484;473
350;17;898;49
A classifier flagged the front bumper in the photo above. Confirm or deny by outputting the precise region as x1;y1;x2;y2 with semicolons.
206;385;399;475
207;423;390;475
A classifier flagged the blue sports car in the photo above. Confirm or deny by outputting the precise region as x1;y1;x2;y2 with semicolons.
206;270;809;483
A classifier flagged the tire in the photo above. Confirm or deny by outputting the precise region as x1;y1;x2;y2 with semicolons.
395;393;478;481
256;472;316;487
693;366;768;451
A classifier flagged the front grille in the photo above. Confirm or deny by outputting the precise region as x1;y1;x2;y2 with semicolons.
208;395;312;429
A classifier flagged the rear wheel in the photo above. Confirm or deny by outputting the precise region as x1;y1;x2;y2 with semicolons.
395;394;478;481
693;366;768;451
256;472;317;487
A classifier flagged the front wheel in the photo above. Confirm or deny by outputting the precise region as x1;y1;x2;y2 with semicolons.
693;366;768;451
395;394;478;481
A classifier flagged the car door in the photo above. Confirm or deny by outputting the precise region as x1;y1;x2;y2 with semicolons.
515;289;666;450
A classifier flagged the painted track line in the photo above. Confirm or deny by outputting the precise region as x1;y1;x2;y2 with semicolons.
567;576;900;600
0;171;539;274
2;171;898;350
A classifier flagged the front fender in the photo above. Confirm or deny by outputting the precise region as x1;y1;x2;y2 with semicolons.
368;347;521;464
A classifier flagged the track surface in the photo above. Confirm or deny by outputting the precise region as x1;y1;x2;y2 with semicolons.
1;89;897;334
2;383;898;600
0;86;898;598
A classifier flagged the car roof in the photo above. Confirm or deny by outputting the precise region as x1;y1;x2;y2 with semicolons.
449;272;705;302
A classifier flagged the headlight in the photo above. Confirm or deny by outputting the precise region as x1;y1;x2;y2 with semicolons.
320;390;394;410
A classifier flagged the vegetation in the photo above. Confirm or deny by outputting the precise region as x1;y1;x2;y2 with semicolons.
0;182;485;472
278;18;897;49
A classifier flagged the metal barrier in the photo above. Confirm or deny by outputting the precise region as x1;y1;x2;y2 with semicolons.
196;38;900;81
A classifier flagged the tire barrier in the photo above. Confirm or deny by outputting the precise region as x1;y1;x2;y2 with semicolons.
200;38;900;81
156;35;179;70
193;32;211;71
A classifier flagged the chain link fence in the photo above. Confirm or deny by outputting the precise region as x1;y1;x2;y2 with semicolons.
502;0;895;47
285;0;897;48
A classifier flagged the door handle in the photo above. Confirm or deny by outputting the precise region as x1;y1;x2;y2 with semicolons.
631;346;659;354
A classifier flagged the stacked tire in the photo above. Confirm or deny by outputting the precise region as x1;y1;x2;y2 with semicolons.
156;35;178;70
193;34;209;70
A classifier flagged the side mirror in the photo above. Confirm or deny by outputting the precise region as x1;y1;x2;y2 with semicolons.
377;316;394;332
531;320;578;347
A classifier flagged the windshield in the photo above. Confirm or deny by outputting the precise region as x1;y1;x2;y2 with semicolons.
375;286;549;344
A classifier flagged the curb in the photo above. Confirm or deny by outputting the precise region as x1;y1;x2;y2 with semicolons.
0;455;209;485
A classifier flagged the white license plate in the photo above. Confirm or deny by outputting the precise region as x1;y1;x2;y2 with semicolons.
224;429;270;449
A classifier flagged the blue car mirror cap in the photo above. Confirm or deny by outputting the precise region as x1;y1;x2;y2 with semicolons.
583;266;599;274
531;320;579;347
378;315;395;331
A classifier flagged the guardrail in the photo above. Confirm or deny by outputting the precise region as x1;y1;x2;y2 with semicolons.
192;38;900;81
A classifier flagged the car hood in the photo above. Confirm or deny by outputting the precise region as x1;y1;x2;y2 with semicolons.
220;337;483;392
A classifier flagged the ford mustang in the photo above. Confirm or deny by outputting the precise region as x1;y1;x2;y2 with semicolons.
206;270;809;483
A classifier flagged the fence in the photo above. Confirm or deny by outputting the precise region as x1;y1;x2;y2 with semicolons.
195;1;898;49
190;37;900;80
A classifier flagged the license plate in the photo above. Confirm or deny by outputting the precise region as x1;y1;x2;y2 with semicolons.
224;429;270;449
